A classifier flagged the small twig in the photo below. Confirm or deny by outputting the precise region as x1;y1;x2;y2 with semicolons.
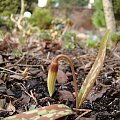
16;64;45;71
47;52;50;60
10;0;25;31
3;95;15;99
0;109;13;112
14;53;25;65
24;90;38;105
20;84;38;105
112;52;120;59
73;108;92;120
0;67;21;75
16;64;42;67
30;90;38;105
20;0;24;18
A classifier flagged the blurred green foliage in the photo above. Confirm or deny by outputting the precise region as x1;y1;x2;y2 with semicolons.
0;16;13;31
112;0;120;30
58;0;89;7
11;49;22;57
0;30;4;41
0;0;37;16
92;0;106;28
92;0;120;29
0;0;37;30
0;0;19;16
29;7;53;29
39;30;52;40
112;0;120;15
0;16;4;25
62;32;78;50
111;32;120;42
86;33;100;48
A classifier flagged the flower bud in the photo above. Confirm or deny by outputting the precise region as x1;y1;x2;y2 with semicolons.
47;59;58;97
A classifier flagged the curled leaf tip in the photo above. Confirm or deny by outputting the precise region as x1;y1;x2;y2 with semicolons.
47;59;58;97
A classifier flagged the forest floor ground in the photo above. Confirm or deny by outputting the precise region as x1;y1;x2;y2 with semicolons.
0;33;120;120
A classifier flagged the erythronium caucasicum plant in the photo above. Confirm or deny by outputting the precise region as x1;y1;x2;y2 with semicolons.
47;30;109;109
4;104;74;120
4;30;109;120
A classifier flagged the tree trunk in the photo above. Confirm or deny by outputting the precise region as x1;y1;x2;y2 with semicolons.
102;0;116;33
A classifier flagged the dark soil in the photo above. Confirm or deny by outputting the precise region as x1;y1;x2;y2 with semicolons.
0;38;120;120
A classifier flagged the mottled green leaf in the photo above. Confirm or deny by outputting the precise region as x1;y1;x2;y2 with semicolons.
4;104;74;120
78;30;109;107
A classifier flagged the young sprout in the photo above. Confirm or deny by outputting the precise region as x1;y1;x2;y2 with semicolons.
47;55;79;109
78;30;109;107
47;30;109;110
47;59;58;97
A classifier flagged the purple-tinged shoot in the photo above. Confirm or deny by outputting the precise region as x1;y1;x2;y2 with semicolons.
47;59;58;97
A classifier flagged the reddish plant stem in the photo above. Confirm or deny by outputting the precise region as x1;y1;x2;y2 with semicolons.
54;54;79;109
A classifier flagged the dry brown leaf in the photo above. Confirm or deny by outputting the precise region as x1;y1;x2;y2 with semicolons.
59;90;74;101
6;101;16;115
84;62;93;71
87;86;110;102
78;117;96;120
30;69;40;75
21;93;30;104
57;69;68;84
6;89;15;96
0;98;6;110
10;75;23;80
0;33;18;51
41;40;61;52
0;80;4;84
0;55;3;64
0;84;7;92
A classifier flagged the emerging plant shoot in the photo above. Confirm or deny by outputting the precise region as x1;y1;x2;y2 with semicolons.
47;30;109;110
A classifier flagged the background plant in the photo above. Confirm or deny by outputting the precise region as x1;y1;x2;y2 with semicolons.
29;7;53;29
86;33;100;48
58;0;89;7
62;32;78;50
92;0;120;30
92;0;106;28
